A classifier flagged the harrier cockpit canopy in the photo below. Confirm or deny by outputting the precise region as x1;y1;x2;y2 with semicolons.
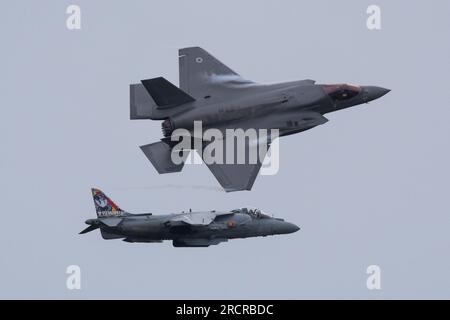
241;207;270;219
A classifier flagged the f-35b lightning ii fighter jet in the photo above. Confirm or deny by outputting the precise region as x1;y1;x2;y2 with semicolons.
130;47;390;192
80;189;299;247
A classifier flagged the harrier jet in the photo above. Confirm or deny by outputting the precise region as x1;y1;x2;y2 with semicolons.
130;47;390;192
80;189;299;247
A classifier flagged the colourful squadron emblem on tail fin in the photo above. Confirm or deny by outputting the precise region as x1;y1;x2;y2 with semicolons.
91;188;125;217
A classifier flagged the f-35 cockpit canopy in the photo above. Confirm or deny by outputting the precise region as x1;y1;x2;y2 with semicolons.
322;84;361;101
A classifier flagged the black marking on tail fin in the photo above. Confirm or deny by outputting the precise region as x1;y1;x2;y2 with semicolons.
141;77;195;108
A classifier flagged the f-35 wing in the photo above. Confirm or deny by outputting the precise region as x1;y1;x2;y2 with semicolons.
197;111;327;192
199;130;272;192
202;142;269;192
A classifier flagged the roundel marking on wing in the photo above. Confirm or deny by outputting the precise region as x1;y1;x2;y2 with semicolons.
227;221;237;228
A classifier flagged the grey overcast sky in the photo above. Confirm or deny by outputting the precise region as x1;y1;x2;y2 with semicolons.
1;0;449;299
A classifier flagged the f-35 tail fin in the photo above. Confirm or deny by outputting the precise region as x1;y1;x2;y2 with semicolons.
178;47;252;98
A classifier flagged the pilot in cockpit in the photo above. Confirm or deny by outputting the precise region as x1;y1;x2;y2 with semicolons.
243;207;267;219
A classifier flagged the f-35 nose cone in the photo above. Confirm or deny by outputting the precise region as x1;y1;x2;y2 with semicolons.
362;86;390;102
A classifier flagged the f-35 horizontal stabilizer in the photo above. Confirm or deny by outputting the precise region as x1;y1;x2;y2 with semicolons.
141;77;195;108
140;141;189;174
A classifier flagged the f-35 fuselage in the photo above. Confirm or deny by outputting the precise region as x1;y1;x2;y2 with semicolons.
130;47;390;192
160;81;389;138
